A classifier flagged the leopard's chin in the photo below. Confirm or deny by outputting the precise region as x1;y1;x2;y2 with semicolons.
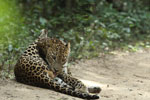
53;72;59;77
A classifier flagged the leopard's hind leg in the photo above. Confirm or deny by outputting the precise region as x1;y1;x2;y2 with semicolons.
57;73;88;93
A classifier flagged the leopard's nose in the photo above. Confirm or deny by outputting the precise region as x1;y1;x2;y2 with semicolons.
55;69;59;72
54;68;58;73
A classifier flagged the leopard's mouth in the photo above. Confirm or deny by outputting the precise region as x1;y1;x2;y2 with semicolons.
53;68;60;76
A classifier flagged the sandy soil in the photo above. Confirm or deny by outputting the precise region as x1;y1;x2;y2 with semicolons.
0;50;150;100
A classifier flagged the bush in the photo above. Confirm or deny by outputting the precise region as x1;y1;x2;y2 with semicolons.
18;0;150;57
0;0;32;78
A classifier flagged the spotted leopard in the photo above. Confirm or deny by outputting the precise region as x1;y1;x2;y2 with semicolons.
14;29;99;99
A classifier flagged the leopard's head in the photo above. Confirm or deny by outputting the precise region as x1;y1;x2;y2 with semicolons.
37;37;70;75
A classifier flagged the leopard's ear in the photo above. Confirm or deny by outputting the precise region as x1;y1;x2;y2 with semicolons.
37;38;46;48
39;29;48;39
66;42;70;48
66;42;71;53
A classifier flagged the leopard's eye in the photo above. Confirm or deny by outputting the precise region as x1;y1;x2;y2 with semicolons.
52;56;56;60
47;44;50;47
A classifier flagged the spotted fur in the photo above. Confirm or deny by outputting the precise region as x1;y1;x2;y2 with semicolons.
14;29;99;99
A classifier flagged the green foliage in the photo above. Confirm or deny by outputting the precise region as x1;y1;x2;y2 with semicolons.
0;0;32;78
18;0;150;58
1;0;150;77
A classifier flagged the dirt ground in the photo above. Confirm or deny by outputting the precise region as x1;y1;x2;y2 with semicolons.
0;49;150;100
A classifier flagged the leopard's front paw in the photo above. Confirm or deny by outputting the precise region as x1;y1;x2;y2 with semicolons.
88;86;102;94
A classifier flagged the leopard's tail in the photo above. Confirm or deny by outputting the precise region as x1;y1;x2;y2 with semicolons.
49;80;99;99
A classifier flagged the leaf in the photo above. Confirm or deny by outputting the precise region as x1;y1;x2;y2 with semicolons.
8;44;13;52
39;17;47;25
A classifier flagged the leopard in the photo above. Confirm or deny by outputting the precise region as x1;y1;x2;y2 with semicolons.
14;29;100;99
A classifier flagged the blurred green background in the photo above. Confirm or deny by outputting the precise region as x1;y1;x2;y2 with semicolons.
0;0;150;78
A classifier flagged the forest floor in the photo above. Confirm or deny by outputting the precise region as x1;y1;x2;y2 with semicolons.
0;49;150;100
